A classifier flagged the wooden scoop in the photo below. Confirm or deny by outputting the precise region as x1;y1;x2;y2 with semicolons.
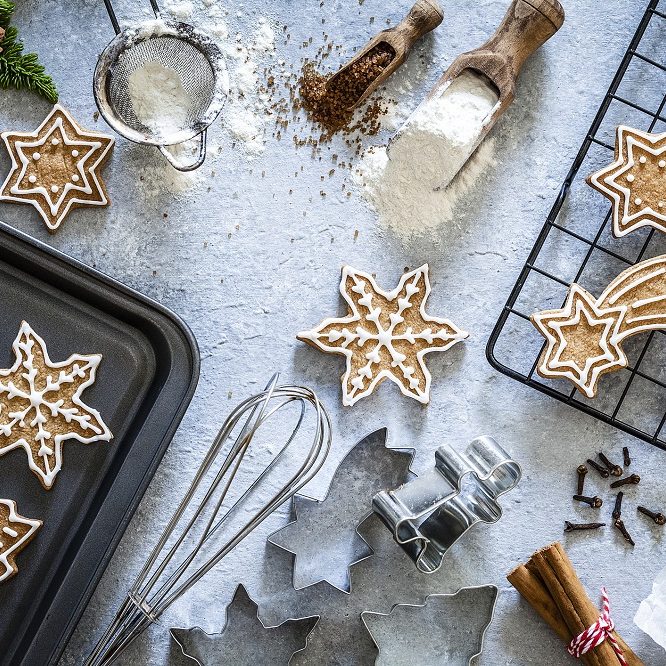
327;0;443;109
389;0;565;183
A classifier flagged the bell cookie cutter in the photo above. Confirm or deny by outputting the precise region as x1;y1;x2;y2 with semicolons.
373;436;521;573
361;585;498;666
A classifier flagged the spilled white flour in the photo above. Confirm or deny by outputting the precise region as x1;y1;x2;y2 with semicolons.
635;564;666;649
128;61;193;137
354;70;499;235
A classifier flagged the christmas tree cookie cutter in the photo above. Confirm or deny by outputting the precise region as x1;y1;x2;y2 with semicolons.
171;585;319;665
373;436;521;574
361;585;498;665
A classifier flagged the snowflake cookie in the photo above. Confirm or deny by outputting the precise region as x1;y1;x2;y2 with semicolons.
0;499;41;583
587;125;666;237
0;322;113;489
297;265;468;406
0;104;114;233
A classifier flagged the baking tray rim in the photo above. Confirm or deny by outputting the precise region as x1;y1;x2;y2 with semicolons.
0;220;201;665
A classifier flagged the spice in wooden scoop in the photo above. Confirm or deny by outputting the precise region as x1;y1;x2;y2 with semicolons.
299;0;443;137
300;42;395;134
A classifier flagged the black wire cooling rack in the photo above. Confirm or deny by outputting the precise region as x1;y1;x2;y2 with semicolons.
486;0;666;450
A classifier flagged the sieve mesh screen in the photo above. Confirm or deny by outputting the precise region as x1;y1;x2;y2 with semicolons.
106;36;215;141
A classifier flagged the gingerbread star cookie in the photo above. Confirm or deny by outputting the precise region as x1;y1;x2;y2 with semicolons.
0;322;113;489
532;255;666;397
587;125;666;237
0;499;41;583
0;104;114;233
298;265;468;406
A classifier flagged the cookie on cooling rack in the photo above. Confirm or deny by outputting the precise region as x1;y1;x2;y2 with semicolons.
587;125;666;237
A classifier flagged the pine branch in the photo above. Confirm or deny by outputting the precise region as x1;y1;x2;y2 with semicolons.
0;3;58;103
0;1;13;29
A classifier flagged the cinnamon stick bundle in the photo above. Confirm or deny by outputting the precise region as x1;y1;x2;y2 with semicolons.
507;542;643;666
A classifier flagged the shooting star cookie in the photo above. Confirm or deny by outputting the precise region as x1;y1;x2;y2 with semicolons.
532;255;666;397
297;265;467;406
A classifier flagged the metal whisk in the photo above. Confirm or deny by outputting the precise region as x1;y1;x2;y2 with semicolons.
85;375;331;666
94;0;229;171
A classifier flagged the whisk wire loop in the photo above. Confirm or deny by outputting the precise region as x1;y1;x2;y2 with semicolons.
85;375;331;666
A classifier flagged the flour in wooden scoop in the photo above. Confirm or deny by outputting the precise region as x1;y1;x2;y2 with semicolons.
354;70;499;236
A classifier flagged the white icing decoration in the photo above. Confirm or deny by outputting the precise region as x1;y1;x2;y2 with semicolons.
626;174;635;182
0;499;40;582
589;126;666;237
51;138;59;145
533;255;666;397
0;321;113;489
72;174;79;182
51;185;59;193
28;175;36;184
297;265;468;406
0;104;115;231
660;160;666;168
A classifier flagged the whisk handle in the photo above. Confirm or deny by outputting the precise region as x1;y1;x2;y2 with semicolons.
158;131;207;171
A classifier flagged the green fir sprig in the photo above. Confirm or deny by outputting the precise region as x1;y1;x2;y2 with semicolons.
0;1;58;103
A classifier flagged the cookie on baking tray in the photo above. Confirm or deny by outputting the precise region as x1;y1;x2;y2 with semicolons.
0;104;114;233
0;321;113;490
0;499;41;583
587;125;666;237
297;264;468;406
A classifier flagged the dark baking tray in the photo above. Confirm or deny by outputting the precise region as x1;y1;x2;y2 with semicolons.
0;221;199;666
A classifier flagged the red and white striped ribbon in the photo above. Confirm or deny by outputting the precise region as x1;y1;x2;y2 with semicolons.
567;587;627;665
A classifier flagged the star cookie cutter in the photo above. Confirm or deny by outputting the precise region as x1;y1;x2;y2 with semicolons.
361;585;498;666
268;428;415;593
171;585;319;665
373;436;521;574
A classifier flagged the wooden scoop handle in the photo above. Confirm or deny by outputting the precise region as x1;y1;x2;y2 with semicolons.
439;0;563;110
484;0;564;80
392;0;444;54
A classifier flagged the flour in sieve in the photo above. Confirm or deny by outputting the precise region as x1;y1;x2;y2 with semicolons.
354;70;498;236
128;61;193;138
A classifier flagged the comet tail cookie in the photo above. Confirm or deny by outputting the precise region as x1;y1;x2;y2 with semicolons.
531;255;666;397
0;104;114;233
0;499;41;583
0;321;113;489
297;264;468;406
587;125;666;237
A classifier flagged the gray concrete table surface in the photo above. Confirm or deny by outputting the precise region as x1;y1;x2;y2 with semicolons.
2;0;665;664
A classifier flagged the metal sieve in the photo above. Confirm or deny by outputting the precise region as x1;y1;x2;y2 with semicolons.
94;0;229;171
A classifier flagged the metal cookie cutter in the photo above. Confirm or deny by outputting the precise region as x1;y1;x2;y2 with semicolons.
373;436;521;573
171;585;319;665
361;585;498;666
